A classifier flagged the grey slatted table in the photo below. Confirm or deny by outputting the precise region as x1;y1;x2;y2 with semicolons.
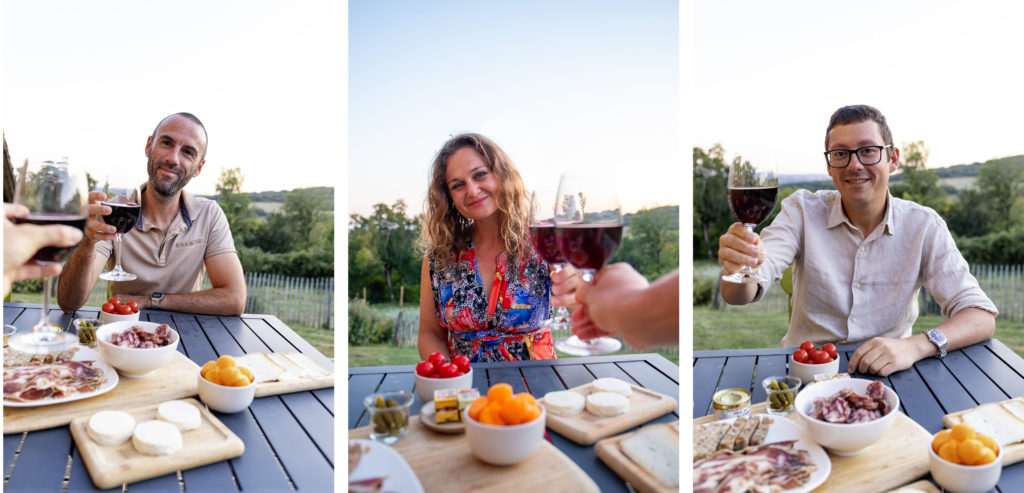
3;302;334;492
694;339;1024;493
348;353;680;492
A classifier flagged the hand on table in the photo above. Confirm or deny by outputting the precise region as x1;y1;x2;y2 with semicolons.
717;222;765;276
3;203;84;297
848;336;920;377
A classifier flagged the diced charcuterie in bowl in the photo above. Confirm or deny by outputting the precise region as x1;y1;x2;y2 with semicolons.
794;378;899;456
96;321;180;378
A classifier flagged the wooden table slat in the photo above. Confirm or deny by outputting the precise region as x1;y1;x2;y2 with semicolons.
247;398;333;491
213;411;293;492
279;391;336;465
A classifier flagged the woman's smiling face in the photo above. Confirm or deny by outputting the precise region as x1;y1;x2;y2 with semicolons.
445;147;500;222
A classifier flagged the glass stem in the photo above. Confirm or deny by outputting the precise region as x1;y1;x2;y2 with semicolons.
38;276;52;330
551;263;570;321
113;233;124;271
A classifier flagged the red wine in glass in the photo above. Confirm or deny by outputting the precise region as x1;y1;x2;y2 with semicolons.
529;224;566;264
101;201;141;234
555;224;623;272
728;187;778;226
12;213;87;263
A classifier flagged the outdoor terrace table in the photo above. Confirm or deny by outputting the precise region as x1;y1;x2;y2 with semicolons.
3;302;334;492
348;353;680;492
694;338;1024;492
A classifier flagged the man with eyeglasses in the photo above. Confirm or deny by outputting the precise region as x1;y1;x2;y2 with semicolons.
718;104;996;376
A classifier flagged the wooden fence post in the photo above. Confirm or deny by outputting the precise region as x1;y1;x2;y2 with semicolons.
399;285;404;307
362;287;367;305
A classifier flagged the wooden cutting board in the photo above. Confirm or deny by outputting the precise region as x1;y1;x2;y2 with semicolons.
942;396;1024;466
349;417;599;492
237;352;334;397
693;402;932;493
70;398;244;489
595;422;679;493
4;351;200;433
540;383;677;445
886;479;941;493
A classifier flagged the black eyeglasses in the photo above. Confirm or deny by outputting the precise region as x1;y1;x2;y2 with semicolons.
824;145;893;168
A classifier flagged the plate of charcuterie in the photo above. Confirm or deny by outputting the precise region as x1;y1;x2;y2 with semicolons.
349;438;424;493
3;346;118;407
693;414;830;493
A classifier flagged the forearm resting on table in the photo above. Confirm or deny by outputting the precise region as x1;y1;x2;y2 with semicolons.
146;288;246;316
935;307;996;352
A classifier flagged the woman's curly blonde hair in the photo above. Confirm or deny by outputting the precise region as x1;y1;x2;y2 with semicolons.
420;133;531;268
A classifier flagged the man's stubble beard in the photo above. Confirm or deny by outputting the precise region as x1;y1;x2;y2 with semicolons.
147;154;195;198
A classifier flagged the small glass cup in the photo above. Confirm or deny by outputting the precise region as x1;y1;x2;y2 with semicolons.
762;375;801;416
72;318;100;347
3;325;17;348
363;390;413;444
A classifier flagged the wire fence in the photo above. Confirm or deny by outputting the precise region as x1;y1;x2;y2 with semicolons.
244;273;334;329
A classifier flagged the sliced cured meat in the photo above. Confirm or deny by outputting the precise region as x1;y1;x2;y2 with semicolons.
809;382;890;424
3;360;106;402
693;440;816;493
108;324;173;348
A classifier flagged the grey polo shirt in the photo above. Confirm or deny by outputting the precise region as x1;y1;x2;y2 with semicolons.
753;189;998;347
94;187;237;295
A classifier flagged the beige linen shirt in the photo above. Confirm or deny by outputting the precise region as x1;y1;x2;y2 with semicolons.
753;189;997;347
94;186;236;295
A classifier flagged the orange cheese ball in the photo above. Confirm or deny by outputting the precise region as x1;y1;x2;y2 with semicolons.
468;396;489;421
471;386;542;426
202;356;253;387
976;434;999;456
200;361;217;378
479;403;507;426
938;440;960;464
238;366;255;383
950;422;975;442
487;383;514;404
932;429;953;452
932;423;999;466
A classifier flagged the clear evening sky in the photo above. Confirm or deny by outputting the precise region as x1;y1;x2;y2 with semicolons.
3;0;343;196
349;0;680;218
695;0;1024;176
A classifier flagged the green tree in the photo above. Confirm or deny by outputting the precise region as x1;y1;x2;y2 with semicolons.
349;200;421;302
215;168;259;246
890;140;951;215
613;207;679;279
693;144;733;260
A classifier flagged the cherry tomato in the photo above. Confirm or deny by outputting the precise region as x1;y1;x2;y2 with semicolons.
438;362;459;378
116;304;133;315
416;361;435;377
453;370;465;377
108;297;121;307
452;354;471;373
823;343;838;358
812;350;832;364
127;300;139;310
800;340;815;352
131;306;139;313
101;303;115;314
793;349;809;363
428;352;446;368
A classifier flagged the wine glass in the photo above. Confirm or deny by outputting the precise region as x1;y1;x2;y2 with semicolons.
97;179;141;281
529;190;570;330
721;152;779;284
10;158;88;354
552;174;623;356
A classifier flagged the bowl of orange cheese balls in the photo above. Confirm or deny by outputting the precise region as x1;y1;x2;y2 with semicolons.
197;355;256;413
929;422;1002;493
463;383;546;465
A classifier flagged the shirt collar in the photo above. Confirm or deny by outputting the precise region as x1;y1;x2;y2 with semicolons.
137;183;195;230
826;190;895;236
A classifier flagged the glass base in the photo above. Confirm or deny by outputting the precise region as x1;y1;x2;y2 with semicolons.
8;329;77;355
555;335;621;356
540;317;570;330
99;270;137;281
721;271;757;284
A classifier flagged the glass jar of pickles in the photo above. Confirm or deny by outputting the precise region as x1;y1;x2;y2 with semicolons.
363;390;413;444
72;318;100;347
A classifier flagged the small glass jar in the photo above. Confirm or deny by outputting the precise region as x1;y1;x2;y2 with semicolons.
713;388;751;420
762;375;802;416
71;318;100;347
363;390;413;444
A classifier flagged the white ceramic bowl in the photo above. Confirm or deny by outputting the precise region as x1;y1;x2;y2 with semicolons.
98;309;140;324
95;321;179;378
794;378;899;456
463;404;545;465
197;373;256;413
790;357;840;385
929;440;1003;493
414;368;473;402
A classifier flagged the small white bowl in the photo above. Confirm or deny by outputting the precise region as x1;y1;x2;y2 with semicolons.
790;357;840;385
414;368;473;402
98;309;140;324
929;440;1003;493
197;373;256;413
95;321;179;378
794;378;899;456
463;404;545;465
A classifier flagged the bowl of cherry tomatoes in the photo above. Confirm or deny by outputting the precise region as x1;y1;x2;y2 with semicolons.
98;297;141;324
790;340;840;384
414;352;473;402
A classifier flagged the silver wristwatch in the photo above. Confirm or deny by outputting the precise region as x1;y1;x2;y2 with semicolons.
150;292;164;310
926;329;947;358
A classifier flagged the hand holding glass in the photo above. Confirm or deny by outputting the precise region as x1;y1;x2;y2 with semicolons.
97;179;141;281
722;153;778;284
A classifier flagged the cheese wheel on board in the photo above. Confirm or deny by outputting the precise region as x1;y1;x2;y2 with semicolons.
592;377;632;396
157;400;202;431
543;390;585;417
87;410;136;446
132;420;183;456
586;391;630;417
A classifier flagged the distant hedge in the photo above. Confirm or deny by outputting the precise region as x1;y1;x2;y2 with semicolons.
237;245;333;278
956;227;1024;265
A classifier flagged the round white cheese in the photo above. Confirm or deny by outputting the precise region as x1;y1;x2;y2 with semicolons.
132;420;183;456
586;391;630;417
592;377;632;396
87;410;136;446
543;390;585;417
157;400;202;431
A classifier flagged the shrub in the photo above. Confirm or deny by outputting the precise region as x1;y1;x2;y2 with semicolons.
348;301;393;345
693;274;715;306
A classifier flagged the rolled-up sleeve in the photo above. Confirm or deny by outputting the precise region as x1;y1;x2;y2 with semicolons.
921;216;998;318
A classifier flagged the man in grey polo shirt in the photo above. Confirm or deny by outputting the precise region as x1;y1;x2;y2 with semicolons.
717;104;997;376
58;112;246;316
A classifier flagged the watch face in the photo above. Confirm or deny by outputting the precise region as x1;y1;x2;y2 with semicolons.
931;330;946;344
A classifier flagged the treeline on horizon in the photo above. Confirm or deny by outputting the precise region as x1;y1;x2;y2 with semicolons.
694;144;1024;265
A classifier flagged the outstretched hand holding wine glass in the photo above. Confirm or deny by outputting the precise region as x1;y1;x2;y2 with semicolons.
9;158;88;354
97;179;141;281
721;153;778;284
